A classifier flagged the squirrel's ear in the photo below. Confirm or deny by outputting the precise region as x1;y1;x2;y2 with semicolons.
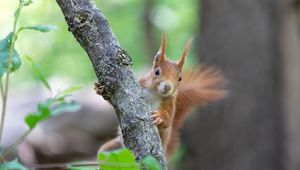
178;37;193;70
153;32;167;67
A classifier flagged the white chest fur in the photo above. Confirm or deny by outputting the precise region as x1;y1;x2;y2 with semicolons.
142;88;161;110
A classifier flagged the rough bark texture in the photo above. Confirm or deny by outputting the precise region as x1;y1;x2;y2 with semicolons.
56;0;167;169
180;0;284;170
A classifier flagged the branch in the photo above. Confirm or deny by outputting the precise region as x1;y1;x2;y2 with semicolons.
56;0;167;169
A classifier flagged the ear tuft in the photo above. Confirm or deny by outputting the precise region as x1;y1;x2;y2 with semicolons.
178;37;193;70
153;52;161;67
153;32;167;67
160;32;167;62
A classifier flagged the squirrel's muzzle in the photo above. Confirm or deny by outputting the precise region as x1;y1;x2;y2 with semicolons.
158;81;174;96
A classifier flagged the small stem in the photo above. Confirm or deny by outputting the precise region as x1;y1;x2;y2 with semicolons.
0;130;31;160
0;1;23;143
0;80;4;99
24;161;140;169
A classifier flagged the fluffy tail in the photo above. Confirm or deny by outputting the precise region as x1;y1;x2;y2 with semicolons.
167;66;227;156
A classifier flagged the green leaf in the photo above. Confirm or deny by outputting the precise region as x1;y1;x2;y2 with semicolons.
52;101;80;115
0;33;21;78
26;56;51;91
140;156;161;170
25;112;42;129
98;148;139;170
23;0;33;6
58;85;82;98
25;98;53;129
0;159;27;170
25;99;53;130
20;25;57;33
0;33;13;50
25;98;80;130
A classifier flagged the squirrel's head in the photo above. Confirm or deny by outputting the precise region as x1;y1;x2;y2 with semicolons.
150;32;193;98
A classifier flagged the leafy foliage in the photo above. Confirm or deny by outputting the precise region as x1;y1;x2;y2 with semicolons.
0;33;21;78
0;159;27;170
58;85;83;98
25;56;51;91
23;0;33;6
98;148;139;170
0;0;84;166
25;89;81;129
98;148;161;170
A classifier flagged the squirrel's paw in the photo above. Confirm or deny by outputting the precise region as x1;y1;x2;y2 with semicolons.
94;82;104;96
151;111;163;125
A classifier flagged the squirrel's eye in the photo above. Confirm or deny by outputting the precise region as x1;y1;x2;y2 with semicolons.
155;68;160;76
178;76;182;82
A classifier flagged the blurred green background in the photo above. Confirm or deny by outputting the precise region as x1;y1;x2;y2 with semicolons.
0;0;198;87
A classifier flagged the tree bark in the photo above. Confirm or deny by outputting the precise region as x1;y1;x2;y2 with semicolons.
56;0;167;169
180;0;284;170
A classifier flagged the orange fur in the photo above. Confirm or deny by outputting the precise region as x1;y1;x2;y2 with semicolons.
155;98;176;150
166;66;227;156
178;37;193;70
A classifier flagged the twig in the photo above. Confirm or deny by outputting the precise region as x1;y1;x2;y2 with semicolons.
0;130;30;160
0;0;23;143
0;80;4;99
25;161;140;169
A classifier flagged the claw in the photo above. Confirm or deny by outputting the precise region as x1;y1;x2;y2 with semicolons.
152;118;163;125
150;113;160;118
151;111;163;125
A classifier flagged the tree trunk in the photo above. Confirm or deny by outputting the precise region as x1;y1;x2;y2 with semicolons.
56;0;167;169
280;1;300;170
180;0;284;170
143;0;156;59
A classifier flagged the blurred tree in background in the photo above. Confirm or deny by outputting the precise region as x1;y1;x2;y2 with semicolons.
180;0;300;170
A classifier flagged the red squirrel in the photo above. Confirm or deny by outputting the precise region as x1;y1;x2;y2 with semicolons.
95;33;227;158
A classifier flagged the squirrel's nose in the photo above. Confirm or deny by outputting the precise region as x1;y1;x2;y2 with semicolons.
164;84;171;92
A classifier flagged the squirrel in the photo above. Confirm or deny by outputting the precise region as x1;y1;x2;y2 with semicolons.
94;32;227;158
